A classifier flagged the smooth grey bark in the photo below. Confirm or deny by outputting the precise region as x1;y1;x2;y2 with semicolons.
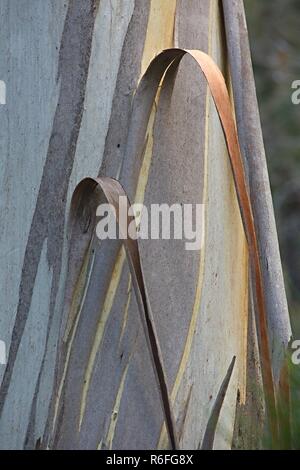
0;0;290;450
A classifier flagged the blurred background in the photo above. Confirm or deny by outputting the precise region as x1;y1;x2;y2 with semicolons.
245;0;300;335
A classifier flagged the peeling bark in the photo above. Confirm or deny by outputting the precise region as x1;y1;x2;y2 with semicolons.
0;0;290;450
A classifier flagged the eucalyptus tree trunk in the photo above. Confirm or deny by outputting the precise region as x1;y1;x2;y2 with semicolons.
0;0;291;450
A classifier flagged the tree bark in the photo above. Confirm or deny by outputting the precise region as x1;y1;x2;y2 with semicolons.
0;0;290;450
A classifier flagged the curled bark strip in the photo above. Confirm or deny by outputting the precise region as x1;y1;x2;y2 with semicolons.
221;0;291;386
201;356;236;450
71;176;179;450
70;48;277;448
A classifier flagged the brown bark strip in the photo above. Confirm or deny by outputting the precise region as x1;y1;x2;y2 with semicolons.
71;48;278;448
71;176;179;450
221;0;291;384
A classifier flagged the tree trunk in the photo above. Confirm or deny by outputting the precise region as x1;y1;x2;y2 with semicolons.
0;0;290;450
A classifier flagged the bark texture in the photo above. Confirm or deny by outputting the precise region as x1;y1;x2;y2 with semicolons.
0;0;290;450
